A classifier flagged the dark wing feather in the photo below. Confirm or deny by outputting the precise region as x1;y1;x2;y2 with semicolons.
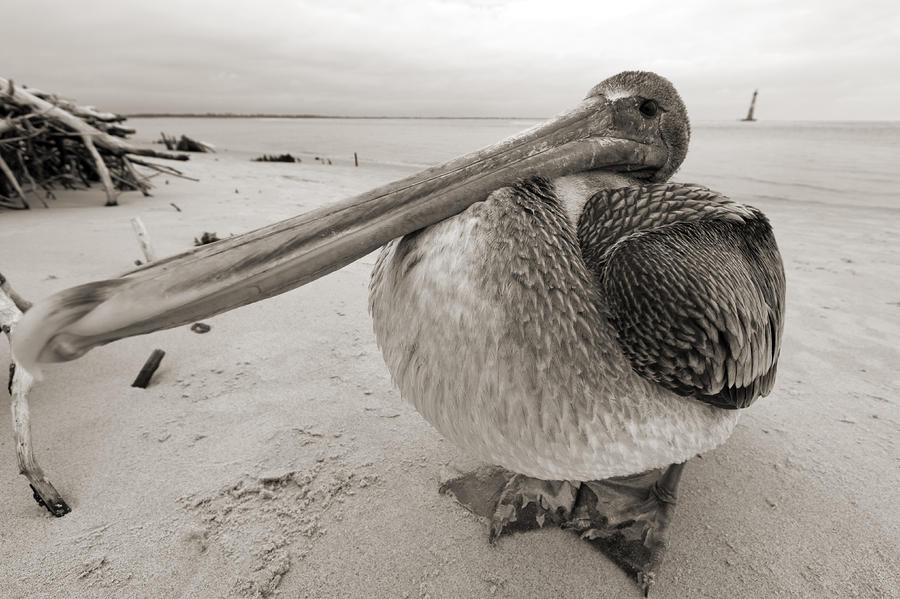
600;210;785;409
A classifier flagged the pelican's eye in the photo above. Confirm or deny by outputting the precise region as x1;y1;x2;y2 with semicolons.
639;99;659;118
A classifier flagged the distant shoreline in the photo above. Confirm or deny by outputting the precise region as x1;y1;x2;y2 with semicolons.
124;114;900;124
126;113;543;120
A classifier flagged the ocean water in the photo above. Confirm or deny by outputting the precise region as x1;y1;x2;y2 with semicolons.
129;117;900;210
680;121;900;211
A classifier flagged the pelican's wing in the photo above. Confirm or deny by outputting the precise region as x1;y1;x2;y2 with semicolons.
600;209;785;409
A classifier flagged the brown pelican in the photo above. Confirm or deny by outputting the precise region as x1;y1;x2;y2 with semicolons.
12;72;785;596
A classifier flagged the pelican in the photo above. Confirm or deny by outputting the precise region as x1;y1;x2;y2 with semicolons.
13;71;785;596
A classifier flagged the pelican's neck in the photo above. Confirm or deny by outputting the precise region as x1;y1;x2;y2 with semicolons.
552;171;642;227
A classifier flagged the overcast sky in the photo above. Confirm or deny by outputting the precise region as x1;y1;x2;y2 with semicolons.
3;0;898;120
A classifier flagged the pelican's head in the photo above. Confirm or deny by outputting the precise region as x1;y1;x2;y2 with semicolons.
588;70;690;183
13;71;692;372
552;72;690;225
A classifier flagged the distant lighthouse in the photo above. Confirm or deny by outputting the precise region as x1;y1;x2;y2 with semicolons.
742;90;758;122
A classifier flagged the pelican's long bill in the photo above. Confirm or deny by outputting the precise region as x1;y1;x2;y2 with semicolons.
13;74;675;373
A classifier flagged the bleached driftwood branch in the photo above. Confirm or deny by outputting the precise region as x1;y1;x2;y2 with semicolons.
81;133;117;206
131;216;157;262
0;272;70;516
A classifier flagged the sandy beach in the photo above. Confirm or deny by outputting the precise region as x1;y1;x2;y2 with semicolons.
1;150;898;599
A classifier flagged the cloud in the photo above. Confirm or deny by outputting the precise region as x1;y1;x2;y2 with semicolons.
1;0;898;119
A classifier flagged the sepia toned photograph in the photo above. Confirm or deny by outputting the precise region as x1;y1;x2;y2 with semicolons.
1;1;898;597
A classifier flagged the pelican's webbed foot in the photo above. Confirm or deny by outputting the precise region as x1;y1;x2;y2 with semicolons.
440;462;687;597
566;462;685;597
439;465;578;541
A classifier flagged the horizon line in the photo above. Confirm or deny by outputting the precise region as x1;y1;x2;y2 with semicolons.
125;112;900;123
125;113;545;120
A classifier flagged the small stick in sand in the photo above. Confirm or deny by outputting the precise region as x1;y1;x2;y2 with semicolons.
170;202;182;212
0;273;71;516
131;349;166;388
130;216;157;262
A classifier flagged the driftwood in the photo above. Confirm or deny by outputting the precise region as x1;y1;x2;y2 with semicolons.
0;272;70;516
130;217;157;262
113;154;152;198
0;79;186;159
194;231;221;246
253;153;299;163
81;133;117;206
0;76;189;208
131;349;165;388
27;87;126;123
0;153;27;208
129;157;199;181
159;132;214;153
159;132;177;150
175;135;214;153
0;273;32;312
26;89;136;138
